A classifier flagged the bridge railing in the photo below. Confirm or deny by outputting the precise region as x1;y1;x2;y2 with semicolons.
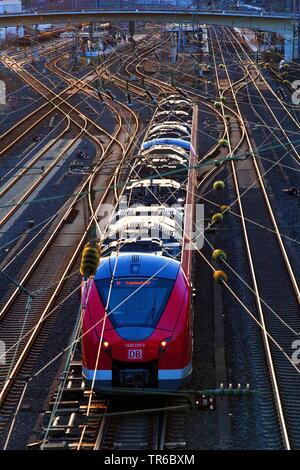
0;2;298;19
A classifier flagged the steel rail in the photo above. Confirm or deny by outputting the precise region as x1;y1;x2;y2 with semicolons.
0;114;71;199
46;51;140;233
0;53;129;229
0;118;82;228
221;27;300;303
0;57;140;427
211;25;294;449
225;27;300;167
0;112;136;413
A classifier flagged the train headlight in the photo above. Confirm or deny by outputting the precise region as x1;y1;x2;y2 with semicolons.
160;338;171;352
103;340;110;350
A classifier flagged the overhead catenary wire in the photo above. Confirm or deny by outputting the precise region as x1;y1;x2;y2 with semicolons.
1;131;300;211
0;79;300;376
1;26;298;448
121;130;300;339
2;135;300;404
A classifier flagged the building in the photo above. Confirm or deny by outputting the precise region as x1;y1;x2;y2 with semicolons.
0;0;22;13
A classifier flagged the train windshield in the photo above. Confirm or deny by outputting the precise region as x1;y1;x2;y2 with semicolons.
96;278;174;328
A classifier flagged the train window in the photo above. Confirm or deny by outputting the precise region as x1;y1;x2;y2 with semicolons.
96;278;174;328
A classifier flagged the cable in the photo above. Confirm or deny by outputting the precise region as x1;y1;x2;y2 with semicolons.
1;28;300;446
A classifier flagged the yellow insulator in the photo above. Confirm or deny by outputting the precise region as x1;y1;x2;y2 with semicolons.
211;213;223;224
214;101;222;109
219;64;226;69
224;115;230;121
212;249;227;262
213;180;225;191
218;139;229;148
213;270;228;283
220;96;227;103
220;204;230;213
80;242;101;278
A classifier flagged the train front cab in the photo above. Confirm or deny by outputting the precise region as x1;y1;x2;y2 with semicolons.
81;253;192;392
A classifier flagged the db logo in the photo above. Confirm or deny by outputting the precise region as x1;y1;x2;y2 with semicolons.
128;349;143;360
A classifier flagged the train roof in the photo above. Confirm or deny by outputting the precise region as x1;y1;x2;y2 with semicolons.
158;94;193;106
126;178;181;190
94;252;180;281
141;145;190;159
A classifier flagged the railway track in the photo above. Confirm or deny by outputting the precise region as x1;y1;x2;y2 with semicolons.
0;46;125;277
99;396;189;450
0;32;181;157
224;27;300;169
33;28;296;452
0;35;124;157
0;50;140;443
0;145;136;442
46;48;148;212
28;357;190;451
3;25;299;451
220;28;300;278
0;53;127;231
0;34;152;216
97;36;233;169
0;47;78;156
210;26;300;449
22;43;207;450
98;402;163;450
128;24;300;450
0;117;80;230
1;27;256;451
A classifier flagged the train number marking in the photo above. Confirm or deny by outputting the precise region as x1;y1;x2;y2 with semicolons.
127;349;143;360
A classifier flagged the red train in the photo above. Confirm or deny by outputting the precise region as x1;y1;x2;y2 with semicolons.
81;95;198;391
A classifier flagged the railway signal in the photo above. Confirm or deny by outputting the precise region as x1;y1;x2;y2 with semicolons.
127;93;132;106
195;384;252;410
97;90;104;101
106;90;115;101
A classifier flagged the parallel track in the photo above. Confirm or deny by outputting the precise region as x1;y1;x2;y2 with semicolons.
211;26;300;449
0;48;139;442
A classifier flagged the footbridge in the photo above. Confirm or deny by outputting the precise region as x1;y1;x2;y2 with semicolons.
0;6;299;60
